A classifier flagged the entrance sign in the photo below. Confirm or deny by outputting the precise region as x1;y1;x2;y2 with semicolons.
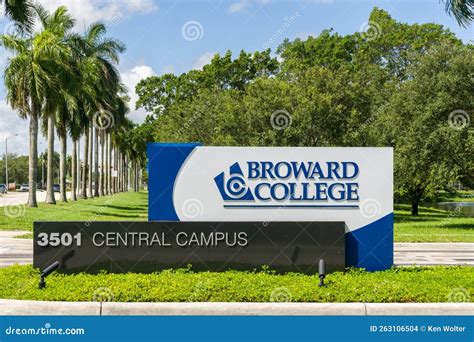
147;144;393;271
34;221;345;274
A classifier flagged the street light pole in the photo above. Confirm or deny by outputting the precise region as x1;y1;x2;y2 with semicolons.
5;134;19;191
5;138;8;190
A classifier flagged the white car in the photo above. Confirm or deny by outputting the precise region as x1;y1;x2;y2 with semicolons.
19;184;29;192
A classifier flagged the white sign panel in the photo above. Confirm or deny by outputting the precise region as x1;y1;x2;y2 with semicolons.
148;144;393;271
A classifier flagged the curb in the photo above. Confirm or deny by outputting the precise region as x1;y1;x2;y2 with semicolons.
1;300;473;316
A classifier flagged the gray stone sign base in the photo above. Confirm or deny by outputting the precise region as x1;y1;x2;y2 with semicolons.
0;300;472;316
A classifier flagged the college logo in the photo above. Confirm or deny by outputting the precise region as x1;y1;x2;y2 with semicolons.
214;161;360;208
214;162;255;201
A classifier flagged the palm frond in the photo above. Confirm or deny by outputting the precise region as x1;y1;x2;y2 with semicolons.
443;0;474;27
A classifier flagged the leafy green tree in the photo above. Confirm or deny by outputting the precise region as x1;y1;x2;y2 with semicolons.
277;29;357;73
134;7;472;217
0;154;29;185
372;42;473;214
136;49;278;116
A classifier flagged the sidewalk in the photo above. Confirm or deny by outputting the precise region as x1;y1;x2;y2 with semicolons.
0;191;72;207
1;231;473;267
394;242;474;266
1;300;473;316
0;231;31;268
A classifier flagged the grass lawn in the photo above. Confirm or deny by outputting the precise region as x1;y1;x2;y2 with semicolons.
394;204;474;242
0;192;148;234
0;265;471;303
1;191;472;242
430;190;474;203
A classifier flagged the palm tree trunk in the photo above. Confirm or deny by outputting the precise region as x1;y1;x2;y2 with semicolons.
119;151;123;192
45;115;56;204
99;130;104;196
126;156;129;192
94;128;99;197
138;162;142;191
125;155;129;191
71;139;77;201
104;133;107;195
81;129;88;199
27;105;38;207
116;147;119;193
77;139;81;197
105;133;110;195
88;127;93;198
112;146;117;193
118;152;122;192
135;161;139;192
59;131;67;202
115;148;119;193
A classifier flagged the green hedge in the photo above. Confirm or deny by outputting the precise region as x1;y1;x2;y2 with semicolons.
0;265;472;303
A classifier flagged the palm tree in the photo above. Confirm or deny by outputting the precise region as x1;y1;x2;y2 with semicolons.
1;5;75;207
32;5;78;204
69;99;88;201
1;0;35;32
55;93;79;202
443;0;474;27
74;22;125;198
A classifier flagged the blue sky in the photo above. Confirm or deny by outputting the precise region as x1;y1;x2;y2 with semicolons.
0;0;472;155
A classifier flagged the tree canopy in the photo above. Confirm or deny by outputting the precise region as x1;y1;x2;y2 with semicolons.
133;8;472;214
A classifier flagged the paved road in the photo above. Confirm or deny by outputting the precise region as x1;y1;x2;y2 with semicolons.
394;242;474;266
0;231;32;267
0;191;72;207
1;190;132;207
1;231;473;268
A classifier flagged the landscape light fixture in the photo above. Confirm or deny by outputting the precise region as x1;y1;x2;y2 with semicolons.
318;259;326;287
38;261;60;289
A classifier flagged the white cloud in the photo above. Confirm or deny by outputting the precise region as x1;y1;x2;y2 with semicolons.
228;0;249;13
193;52;215;70
0;100;68;156
227;0;272;13
0;64;156;156
120;64;155;123
40;0;157;27
0;100;32;156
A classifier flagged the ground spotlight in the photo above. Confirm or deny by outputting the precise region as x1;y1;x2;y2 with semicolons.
318;259;326;287
38;261;59;289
